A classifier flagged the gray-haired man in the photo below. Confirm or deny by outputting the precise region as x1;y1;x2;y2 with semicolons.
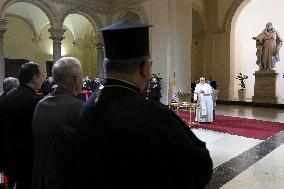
32;57;84;189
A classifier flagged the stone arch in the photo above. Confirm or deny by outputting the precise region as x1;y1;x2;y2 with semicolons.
120;11;141;23
117;4;149;24
38;22;76;42
223;0;252;31
212;0;253;100
227;0;284;101
1;0;55;27
60;7;103;34
60;7;105;78
5;13;37;40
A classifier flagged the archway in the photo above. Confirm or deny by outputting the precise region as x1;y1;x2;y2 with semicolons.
1;0;54;24
120;11;141;23
62;13;98;78
117;4;149;24
3;2;51;77
231;0;284;102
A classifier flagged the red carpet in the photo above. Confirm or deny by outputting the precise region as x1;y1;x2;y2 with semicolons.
176;110;284;140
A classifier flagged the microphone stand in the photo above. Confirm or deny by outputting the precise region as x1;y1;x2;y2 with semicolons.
171;90;181;103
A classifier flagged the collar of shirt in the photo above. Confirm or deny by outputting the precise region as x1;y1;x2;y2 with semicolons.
102;77;140;93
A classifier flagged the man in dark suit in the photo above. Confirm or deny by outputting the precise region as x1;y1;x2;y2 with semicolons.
32;57;84;189
3;62;44;189
149;77;161;102
191;79;197;102
77;20;213;189
0;77;19;181
41;76;54;96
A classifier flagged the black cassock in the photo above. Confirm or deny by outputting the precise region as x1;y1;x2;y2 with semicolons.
149;81;161;102
77;78;213;189
3;85;41;188
0;93;6;172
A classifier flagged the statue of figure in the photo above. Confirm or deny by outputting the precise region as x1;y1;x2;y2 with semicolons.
253;22;282;71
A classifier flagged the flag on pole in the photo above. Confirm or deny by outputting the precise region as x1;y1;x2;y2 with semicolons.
172;72;177;102
173;72;176;93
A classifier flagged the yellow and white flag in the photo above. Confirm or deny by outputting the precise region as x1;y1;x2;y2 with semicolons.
171;72;177;102
173;72;176;94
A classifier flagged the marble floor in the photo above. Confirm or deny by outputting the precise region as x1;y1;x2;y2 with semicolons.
192;104;284;189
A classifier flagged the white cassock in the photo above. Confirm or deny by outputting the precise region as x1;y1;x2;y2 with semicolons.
194;83;213;123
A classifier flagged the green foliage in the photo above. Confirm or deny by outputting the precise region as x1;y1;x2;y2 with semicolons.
236;73;248;90
150;73;162;84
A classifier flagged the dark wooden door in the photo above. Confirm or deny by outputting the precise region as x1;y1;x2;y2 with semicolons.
5;58;29;78
46;61;53;78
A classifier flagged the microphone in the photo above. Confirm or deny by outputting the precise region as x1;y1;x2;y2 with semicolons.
176;90;181;96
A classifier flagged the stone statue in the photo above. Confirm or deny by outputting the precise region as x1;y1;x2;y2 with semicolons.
253;22;282;71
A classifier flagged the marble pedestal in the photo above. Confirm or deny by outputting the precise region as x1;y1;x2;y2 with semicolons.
252;70;280;104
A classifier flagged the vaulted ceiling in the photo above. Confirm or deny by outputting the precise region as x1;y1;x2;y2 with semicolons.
4;0;206;39
5;2;94;40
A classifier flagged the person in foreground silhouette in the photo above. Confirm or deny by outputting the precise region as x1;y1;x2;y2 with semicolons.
77;20;213;189
3;63;44;189
32;57;84;189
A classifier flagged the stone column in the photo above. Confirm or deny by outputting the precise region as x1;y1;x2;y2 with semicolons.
95;34;105;78
48;28;66;63
0;19;8;92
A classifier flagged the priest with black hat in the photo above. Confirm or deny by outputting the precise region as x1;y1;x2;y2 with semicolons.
77;20;213;189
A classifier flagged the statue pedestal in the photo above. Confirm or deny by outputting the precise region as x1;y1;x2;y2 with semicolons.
252;70;280;104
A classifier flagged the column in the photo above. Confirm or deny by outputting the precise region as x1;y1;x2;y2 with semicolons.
48;28;66;63
94;34;105;78
0;19;8;92
172;0;192;93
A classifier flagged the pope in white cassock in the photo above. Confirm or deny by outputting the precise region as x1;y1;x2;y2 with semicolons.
194;77;214;123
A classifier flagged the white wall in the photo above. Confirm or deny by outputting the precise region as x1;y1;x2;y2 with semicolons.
142;0;192;104
232;0;284;102
174;0;192;93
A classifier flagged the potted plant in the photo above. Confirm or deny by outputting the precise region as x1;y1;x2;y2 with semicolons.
236;73;248;101
150;73;162;85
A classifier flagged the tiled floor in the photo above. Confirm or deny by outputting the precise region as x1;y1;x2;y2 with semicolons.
192;105;284;189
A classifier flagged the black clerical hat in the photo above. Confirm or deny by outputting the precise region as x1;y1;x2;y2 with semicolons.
100;20;152;59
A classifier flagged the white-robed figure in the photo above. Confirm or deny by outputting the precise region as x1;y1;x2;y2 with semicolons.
194;77;213;123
